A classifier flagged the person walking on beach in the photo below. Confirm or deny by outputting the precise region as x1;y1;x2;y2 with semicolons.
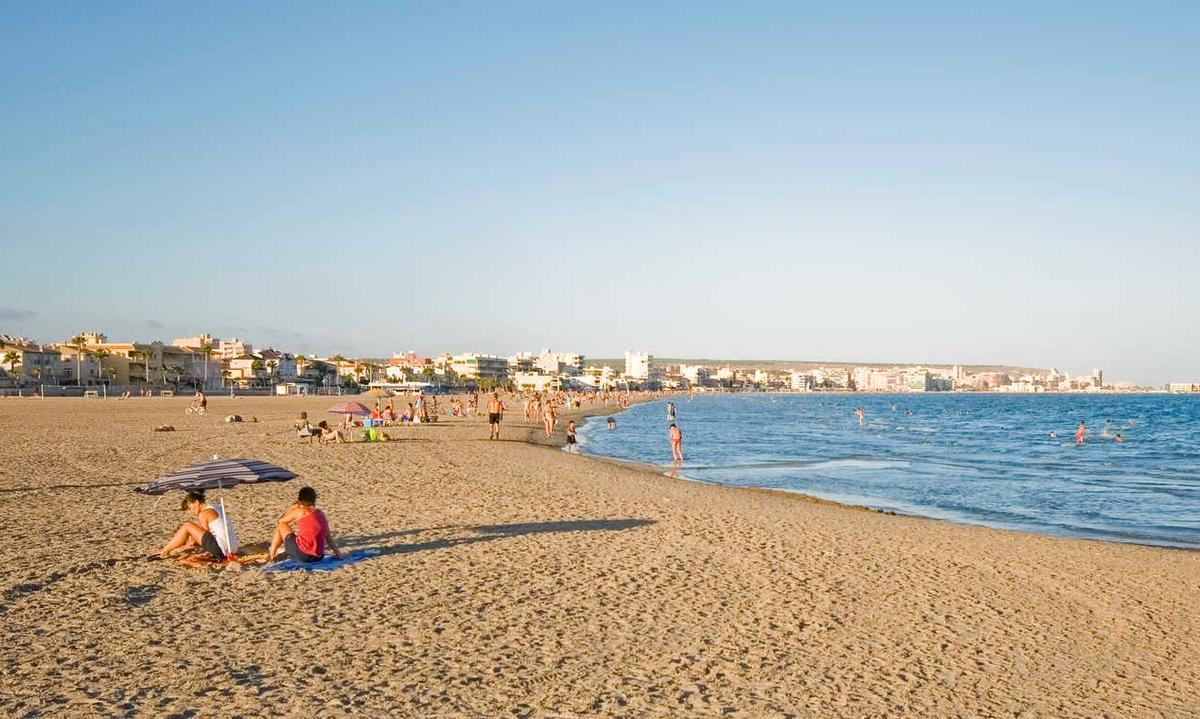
1075;421;1087;446
487;392;504;440
854;407;865;427
669;423;683;462
566;420;578;453
265;486;342;564
543;401;557;438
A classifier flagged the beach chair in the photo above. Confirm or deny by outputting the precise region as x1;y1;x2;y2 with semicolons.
296;422;319;445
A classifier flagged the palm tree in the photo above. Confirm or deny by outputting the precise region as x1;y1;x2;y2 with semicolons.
266;359;278;387
134;348;155;386
69;335;88;385
3;351;21;386
88;348;111;385
221;368;232;389
251;358;265;386
198;341;214;389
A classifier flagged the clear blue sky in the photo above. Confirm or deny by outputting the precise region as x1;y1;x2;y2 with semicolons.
2;2;1197;384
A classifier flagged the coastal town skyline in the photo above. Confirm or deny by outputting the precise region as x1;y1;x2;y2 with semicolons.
3;327;1191;394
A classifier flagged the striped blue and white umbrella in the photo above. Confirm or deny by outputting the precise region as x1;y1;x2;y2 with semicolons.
134;458;298;495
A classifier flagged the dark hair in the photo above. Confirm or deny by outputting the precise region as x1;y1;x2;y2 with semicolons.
299;411;307;419
298;486;317;506
180;491;205;510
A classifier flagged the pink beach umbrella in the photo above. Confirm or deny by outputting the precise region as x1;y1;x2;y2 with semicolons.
326;401;372;416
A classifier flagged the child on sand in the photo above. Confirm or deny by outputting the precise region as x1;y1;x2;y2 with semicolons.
566;420;578;453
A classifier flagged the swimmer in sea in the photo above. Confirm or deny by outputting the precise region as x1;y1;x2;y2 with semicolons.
1075;421;1086;446
854;408;865;426
1114;433;1124;443
1049;431;1057;438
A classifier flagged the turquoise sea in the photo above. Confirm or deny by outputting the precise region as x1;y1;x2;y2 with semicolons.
578;393;1200;549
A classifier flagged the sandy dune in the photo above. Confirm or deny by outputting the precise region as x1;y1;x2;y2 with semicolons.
0;396;1197;717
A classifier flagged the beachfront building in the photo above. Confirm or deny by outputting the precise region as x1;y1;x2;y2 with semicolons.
227;355;267;386
790;371;814;391
258;349;297;382
679;364;711;388
451;353;509;382
511;372;562;392
508;352;536;374
810;367;850;389
387;351;435;382
1167;382;1200;393
156;343;220;388
536;350;585;376
577;365;618;390
624;350;653;380
54;343;103;386
171;334;253;361
67;333;159;385
0;337;64;386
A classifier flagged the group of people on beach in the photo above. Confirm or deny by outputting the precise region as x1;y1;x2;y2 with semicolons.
157;486;341;565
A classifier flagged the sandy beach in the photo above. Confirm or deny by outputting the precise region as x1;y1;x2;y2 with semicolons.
0;395;1197;718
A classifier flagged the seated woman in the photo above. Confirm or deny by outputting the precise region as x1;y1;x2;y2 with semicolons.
296;411;319;442
157;491;238;562
265;486;342;564
317;420;345;443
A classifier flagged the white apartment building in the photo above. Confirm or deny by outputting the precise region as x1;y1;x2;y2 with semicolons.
624;350;653;380
451;353;509;381
790;371;814;391
536;349;585;375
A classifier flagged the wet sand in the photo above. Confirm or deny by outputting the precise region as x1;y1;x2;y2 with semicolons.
0;396;1197;717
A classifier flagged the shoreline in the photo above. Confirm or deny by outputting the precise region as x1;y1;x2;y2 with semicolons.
555;400;1200;555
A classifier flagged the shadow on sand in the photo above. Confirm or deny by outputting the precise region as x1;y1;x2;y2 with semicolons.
340;518;656;559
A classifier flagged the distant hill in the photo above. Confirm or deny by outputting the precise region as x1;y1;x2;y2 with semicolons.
584;358;1047;375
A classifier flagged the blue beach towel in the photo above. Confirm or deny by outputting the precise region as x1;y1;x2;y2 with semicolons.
261;549;378;572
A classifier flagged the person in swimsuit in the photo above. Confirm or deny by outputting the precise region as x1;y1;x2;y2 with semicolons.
157;491;237;561
1075;421;1086;446
854;407;865;426
265;486;342;564
487;392;504;440
667;402;676;422
607;416;616;430
566;420;578;453
669;423;683;462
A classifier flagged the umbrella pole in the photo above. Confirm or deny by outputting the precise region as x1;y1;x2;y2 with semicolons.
219;481;232;560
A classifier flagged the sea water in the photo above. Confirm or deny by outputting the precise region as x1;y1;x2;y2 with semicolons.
578;393;1200;549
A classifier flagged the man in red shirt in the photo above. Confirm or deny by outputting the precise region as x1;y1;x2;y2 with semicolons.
265;486;343;564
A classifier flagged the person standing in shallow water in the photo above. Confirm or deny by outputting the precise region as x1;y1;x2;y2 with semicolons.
666;401;676;423
669;423;683;463
854;407;865;427
1075;421;1087;446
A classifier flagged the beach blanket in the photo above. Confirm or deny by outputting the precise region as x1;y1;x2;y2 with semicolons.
260;550;378;573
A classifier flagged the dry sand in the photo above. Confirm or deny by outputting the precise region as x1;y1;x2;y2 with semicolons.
0;395;1197;718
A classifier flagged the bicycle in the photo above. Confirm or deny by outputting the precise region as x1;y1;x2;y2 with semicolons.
185;404;207;415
